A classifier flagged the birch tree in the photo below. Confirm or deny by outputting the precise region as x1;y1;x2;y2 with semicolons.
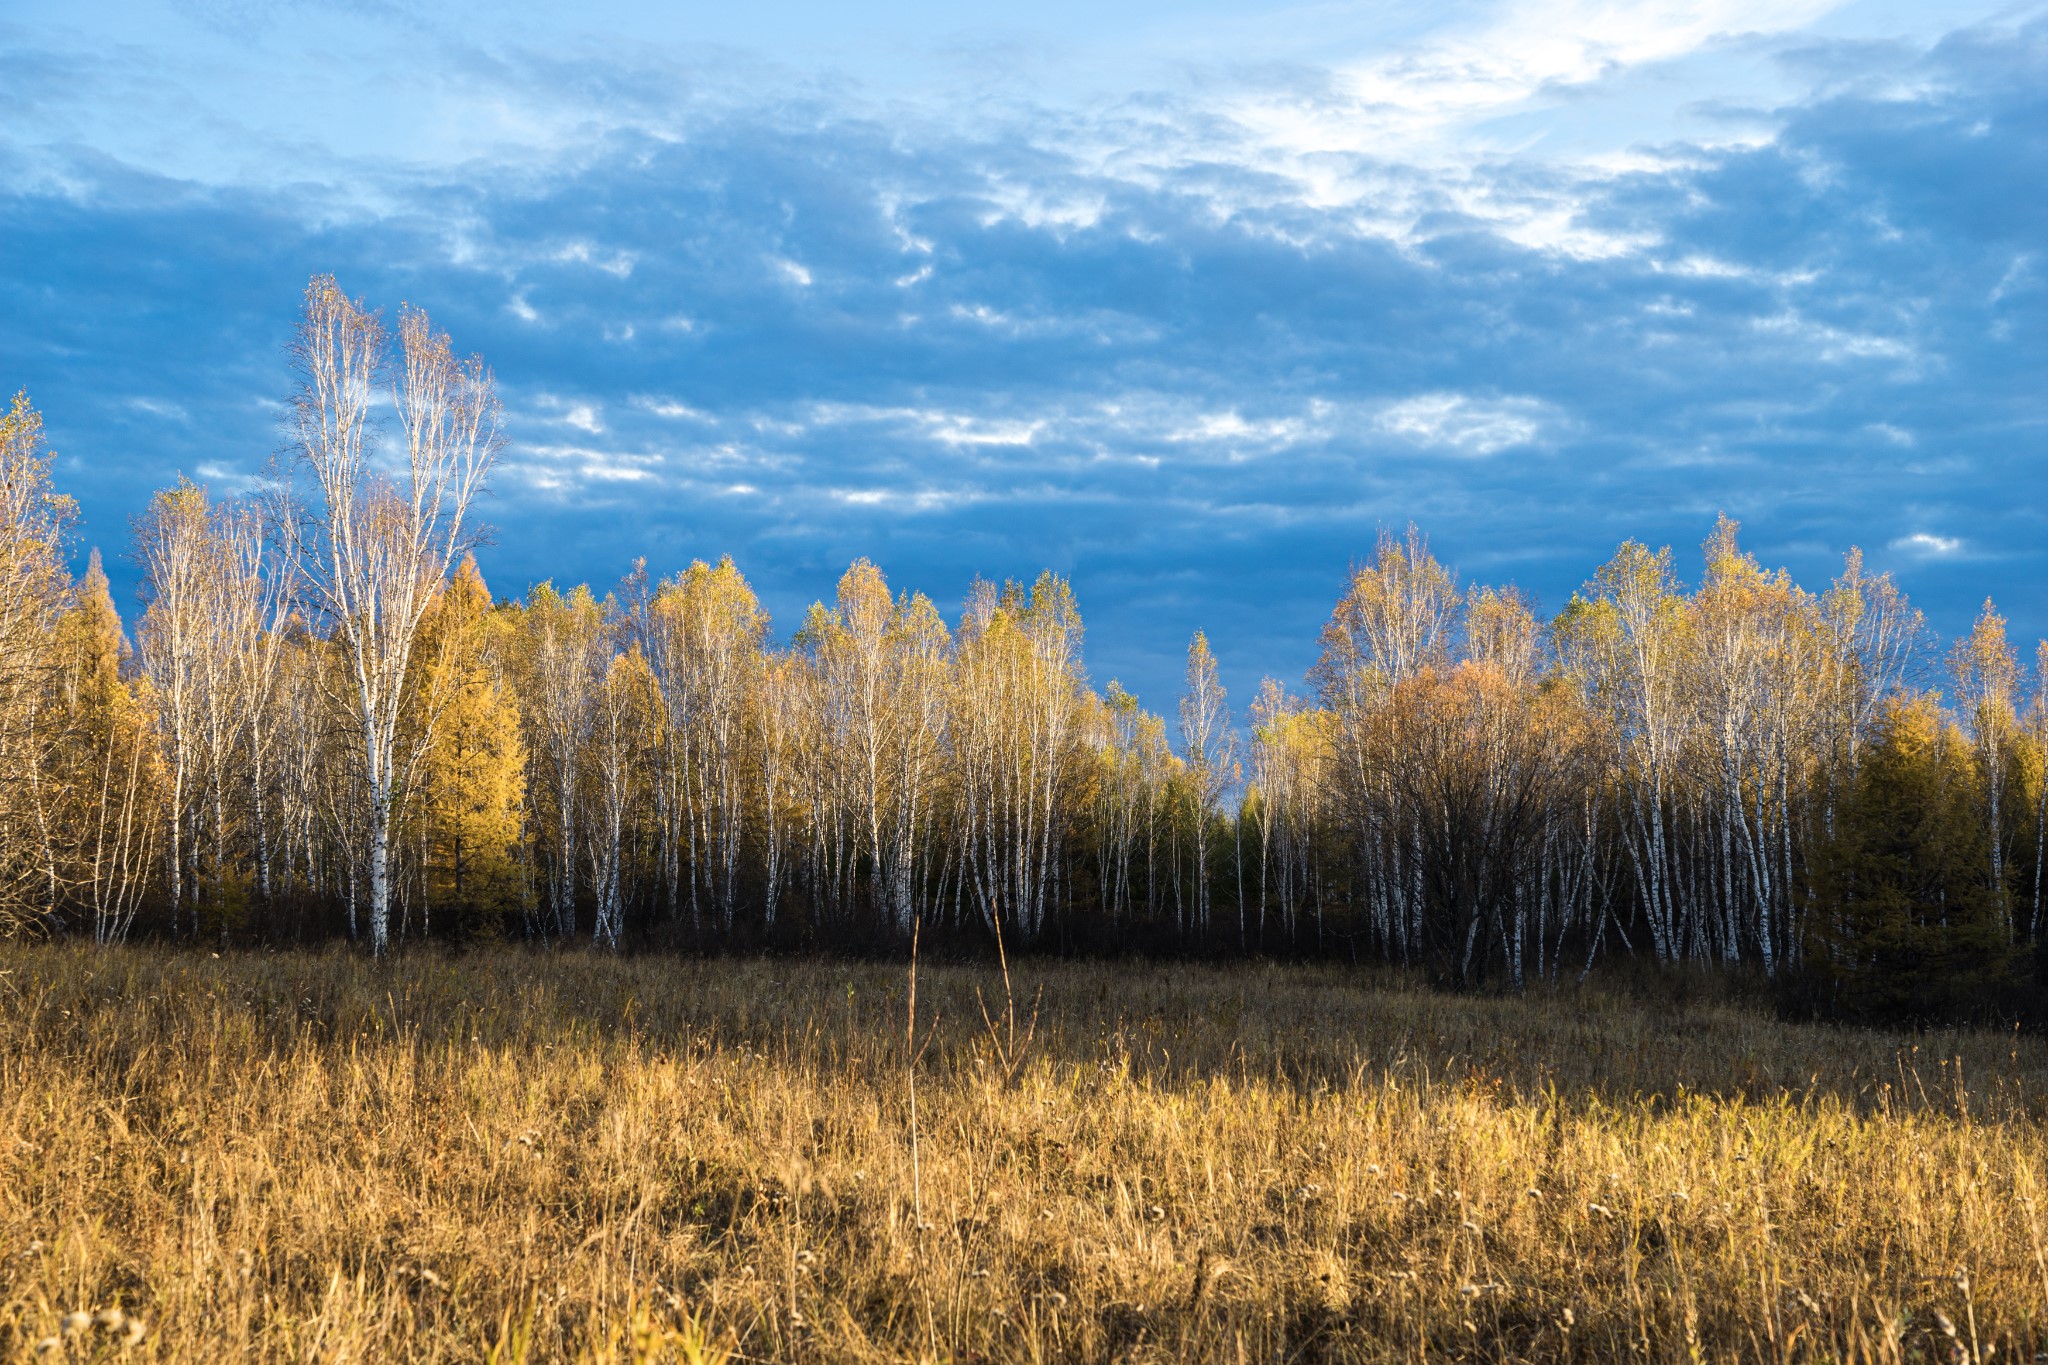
1556;542;1688;962
0;393;76;929
806;560;949;934
954;574;1085;940
133;479;210;931
754;651;806;930
1951;600;2020;933
220;500;288;907
133;480;278;935
1312;528;1463;960
1179;630;1230;941
276;276;500;954
516;582;602;939
589;641;655;950
638;557;768;930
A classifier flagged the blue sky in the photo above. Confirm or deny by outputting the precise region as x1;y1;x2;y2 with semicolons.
3;0;2044;714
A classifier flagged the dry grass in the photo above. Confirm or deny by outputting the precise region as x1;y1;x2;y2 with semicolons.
0;946;2045;1362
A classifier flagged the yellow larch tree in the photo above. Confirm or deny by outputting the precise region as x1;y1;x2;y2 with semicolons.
418;554;527;941
52;552;161;943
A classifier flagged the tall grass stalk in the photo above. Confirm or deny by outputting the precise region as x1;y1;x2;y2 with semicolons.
0;944;2044;1361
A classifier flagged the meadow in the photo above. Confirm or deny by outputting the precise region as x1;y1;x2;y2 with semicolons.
0;946;2044;1363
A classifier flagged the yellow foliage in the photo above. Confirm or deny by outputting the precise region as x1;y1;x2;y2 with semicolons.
419;555;527;937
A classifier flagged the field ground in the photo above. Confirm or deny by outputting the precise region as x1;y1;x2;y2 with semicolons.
0;947;2045;1362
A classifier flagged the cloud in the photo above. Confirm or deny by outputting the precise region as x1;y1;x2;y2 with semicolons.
555;241;636;279
805;403;1045;448
530;395;606;434
1890;532;1963;558
1228;0;1841;165
125;396;190;421
1750;311;1915;365
635;396;713;421
0;9;2043;709
1376;394;1550;457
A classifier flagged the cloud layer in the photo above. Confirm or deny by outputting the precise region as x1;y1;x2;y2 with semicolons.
2;3;2044;710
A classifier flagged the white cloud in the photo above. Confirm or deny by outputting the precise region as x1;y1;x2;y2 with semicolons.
950;303;1015;327
924;415;1042;447
805;402;1042;447
1490;206;1659;261
1890;532;1962;557
1377;393;1549;456
1989;254;2032;305
1090;0;1927;266
582;459;650;482
125;396;189;421
507;443;657;488
556;240;636;278
193;461;260;492
772;257;814;287
1751;311;1914;364
532;396;606;434
1231;0;1838;164
1161;407;1330;453
1654;255;1818;287
976;183;1106;232
635;396;713;421
799;395;1351;462
828;485;986;513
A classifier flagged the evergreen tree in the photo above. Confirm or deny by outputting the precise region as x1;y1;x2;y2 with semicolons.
418;555;527;941
1802;695;2017;1023
52;555;160;943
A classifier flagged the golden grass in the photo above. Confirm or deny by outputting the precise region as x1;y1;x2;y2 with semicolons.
0;946;2045;1362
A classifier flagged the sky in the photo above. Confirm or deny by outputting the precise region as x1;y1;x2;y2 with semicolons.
2;0;2044;716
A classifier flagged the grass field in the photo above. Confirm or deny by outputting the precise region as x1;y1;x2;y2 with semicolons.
0;946;2044;1362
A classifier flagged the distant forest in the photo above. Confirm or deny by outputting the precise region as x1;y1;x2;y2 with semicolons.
1;278;2040;1022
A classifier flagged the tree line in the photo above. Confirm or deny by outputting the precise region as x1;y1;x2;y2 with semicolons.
1;277;2040;1020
